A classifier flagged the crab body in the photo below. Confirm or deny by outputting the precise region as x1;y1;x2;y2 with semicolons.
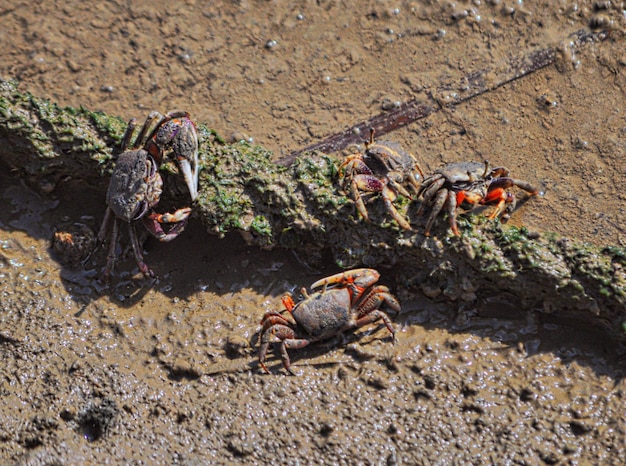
259;268;400;374
339;131;424;230
106;149;162;223
98;111;199;280
418;161;538;236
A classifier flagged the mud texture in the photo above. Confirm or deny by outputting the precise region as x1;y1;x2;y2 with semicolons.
1;1;626;464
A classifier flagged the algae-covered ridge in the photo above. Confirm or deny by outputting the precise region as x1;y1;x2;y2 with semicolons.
1;79;624;341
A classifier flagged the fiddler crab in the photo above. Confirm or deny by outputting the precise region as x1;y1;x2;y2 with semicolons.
258;268;400;374
339;130;424;230
417;161;538;236
98;111;199;280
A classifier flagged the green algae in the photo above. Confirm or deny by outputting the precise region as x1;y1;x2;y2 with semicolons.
0;80;124;181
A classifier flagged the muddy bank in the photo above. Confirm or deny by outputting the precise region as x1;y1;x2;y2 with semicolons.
1;168;625;464
1;0;626;464
1;81;625;342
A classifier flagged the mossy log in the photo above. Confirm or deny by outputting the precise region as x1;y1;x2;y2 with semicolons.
1;80;625;342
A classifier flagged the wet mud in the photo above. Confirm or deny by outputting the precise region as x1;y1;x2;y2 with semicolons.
1;1;625;464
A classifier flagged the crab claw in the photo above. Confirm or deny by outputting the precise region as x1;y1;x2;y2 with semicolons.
168;113;199;202
177;154;199;201
311;268;380;292
148;111;200;201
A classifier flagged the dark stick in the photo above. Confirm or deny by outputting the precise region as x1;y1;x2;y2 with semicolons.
277;28;609;166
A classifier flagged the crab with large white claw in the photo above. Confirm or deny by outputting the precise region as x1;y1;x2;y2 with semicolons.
97;111;199;281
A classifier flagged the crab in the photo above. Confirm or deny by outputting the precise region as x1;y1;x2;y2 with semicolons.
52;223;96;269
339;130;424;230
417;161;538;236
97;111;200;280
258;268;400;374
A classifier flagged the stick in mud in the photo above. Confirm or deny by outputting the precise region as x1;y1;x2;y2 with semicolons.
278;28;610;166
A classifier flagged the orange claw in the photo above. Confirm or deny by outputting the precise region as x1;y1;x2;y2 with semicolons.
311;268;380;292
281;294;296;312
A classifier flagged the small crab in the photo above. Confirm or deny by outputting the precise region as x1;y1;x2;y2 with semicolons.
339;130;424;230
97;111;199;280
52;223;97;269
417;161;538;236
259;268;400;374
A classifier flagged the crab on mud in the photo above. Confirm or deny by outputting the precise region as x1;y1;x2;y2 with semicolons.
417;161;538;236
52;223;97;269
97;111;200;280
339;130;424;230
259;268;400;374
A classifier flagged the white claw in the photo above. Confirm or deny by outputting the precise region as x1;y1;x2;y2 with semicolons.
178;157;199;201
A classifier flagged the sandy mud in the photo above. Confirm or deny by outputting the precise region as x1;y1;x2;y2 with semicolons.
1;1;625;464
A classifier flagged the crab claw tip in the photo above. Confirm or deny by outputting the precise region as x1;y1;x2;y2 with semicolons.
178;157;199;201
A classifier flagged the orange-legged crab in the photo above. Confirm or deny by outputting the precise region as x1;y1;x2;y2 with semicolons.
259;268;400;374
339;130;424;230
97;111;199;280
417;161;538;236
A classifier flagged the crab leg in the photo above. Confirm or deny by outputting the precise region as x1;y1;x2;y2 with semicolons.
386;177;413;200
260;310;293;333
417;176;445;203
101;215;119;282
355;285;400;340
97;207;113;243
128;222;155;278
357;285;401;315
355;310;396;342
423;188;448;237
259;324;307;375
482;178;538;219
445;189;460;236
119;118;138;152
382;186;411;230
481;188;515;219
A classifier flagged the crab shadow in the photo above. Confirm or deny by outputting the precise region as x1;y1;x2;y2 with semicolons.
246;282;625;381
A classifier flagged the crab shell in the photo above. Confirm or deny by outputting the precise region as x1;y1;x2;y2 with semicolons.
289;287;363;340
106;149;162;223
431;161;493;185
364;139;424;192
